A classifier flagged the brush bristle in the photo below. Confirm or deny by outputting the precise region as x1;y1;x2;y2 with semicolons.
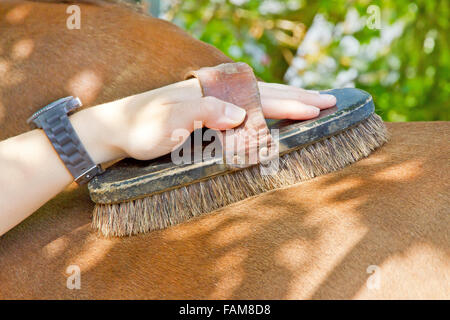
92;114;388;237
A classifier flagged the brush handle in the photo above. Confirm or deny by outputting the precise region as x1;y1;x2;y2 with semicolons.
185;62;276;168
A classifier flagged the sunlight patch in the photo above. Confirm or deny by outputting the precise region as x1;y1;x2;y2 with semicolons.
374;160;423;181
210;247;247;298
67;70;103;104
6;4;32;24
42;236;69;259
11;39;34;60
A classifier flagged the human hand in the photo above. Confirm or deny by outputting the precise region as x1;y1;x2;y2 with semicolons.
70;79;336;164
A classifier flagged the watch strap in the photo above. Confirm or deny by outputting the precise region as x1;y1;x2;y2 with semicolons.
42;111;103;184
30;97;103;185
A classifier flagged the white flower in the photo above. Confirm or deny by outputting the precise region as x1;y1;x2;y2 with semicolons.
284;66;299;82
228;45;243;58
259;0;285;15
288;76;304;88
291;57;307;70
297;14;334;56
334;68;358;88
343;8;365;34
229;0;249;6
381;71;399;86
340;35;360;57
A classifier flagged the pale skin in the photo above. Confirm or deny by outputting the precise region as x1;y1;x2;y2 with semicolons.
0;79;336;236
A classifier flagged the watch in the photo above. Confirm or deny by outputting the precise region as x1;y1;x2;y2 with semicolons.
27;96;104;185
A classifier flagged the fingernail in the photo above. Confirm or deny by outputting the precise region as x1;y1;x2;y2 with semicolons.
305;105;320;117
224;104;246;123
320;94;337;104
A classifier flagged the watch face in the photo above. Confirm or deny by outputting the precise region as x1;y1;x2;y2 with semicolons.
27;96;81;124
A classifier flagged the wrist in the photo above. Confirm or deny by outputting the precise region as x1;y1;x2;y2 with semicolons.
69;103;127;165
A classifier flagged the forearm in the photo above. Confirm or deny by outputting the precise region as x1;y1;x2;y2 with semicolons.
0;103;126;236
0;80;199;236
0;129;73;236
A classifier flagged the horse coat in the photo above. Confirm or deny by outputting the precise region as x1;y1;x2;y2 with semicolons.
0;1;449;299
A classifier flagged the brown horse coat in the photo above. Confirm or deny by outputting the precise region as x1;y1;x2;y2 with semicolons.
0;1;449;299
0;0;232;139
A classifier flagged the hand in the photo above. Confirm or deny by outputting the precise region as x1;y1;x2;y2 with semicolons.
70;79;336;164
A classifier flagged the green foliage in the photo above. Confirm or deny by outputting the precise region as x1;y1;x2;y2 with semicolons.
143;0;450;121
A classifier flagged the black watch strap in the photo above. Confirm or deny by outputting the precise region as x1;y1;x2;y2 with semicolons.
27;97;103;185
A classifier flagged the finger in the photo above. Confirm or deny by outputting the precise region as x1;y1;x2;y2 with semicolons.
258;82;336;109
170;96;246;131
261;99;320;120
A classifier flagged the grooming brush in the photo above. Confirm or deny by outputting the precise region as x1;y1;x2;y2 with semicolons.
88;62;388;236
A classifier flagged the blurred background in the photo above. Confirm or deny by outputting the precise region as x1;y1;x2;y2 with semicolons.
133;0;449;121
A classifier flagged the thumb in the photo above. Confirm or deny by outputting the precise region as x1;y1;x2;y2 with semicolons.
175;96;246;131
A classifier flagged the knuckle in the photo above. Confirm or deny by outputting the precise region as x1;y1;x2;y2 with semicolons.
201;96;224;113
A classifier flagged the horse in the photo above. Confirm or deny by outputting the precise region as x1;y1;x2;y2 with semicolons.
0;0;448;299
